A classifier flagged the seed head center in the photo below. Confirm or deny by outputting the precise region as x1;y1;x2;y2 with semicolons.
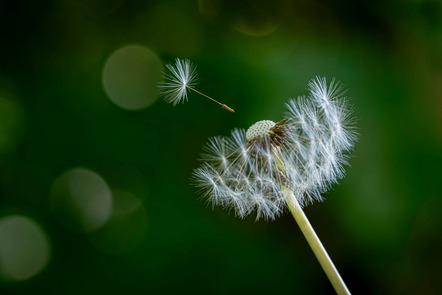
246;120;276;141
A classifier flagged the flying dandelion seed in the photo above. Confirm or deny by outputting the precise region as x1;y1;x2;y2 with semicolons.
193;77;357;295
158;58;235;112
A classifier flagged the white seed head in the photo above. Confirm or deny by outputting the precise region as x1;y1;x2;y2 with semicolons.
193;77;357;221
246;120;276;141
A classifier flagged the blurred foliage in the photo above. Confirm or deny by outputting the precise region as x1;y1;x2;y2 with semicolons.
0;0;441;294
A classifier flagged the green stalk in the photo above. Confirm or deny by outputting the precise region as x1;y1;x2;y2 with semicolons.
284;188;351;295
273;147;350;294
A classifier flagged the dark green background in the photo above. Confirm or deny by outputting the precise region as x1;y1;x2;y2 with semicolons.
0;0;441;294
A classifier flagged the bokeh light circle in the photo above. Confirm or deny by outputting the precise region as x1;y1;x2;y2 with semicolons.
50;168;112;233
229;1;285;37
0;215;50;281
102;45;163;110
88;190;148;255
231;17;280;37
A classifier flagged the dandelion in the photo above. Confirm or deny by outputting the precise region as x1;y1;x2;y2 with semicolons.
193;77;357;295
158;58;235;112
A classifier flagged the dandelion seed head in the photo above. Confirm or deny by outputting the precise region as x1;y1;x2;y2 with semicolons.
246;120;276;141
192;77;357;220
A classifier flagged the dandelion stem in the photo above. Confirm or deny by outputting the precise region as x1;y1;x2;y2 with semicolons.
186;86;235;113
284;189;351;295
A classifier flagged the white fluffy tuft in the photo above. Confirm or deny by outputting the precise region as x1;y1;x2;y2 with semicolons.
158;58;198;106
192;77;357;220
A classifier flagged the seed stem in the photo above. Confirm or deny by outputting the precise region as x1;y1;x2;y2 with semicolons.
284;189;351;295
186;86;235;113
